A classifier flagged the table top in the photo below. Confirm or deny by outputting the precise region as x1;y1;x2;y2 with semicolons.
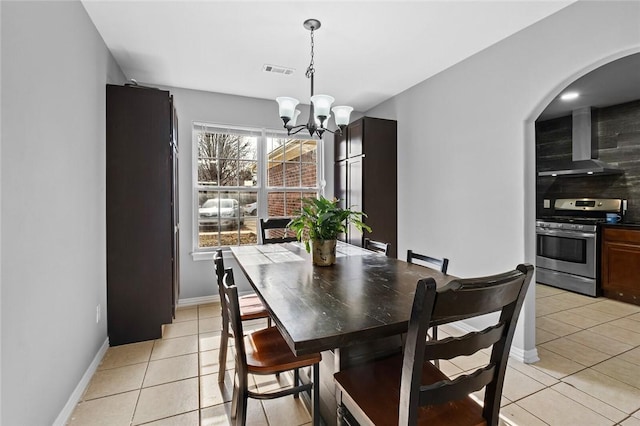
230;242;454;355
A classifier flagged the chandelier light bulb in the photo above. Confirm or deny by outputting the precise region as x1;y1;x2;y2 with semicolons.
276;97;299;121
332;106;353;127
289;109;301;127
310;95;334;120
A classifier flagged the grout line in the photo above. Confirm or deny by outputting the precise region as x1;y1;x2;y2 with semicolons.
532;286;640;420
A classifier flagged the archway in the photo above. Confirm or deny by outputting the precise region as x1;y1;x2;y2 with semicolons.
521;48;640;362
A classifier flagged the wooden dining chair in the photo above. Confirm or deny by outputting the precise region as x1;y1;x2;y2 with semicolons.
222;268;322;426
335;264;534;426
214;249;271;383
364;238;391;256
407;249;449;274
259;217;297;244
406;249;450;347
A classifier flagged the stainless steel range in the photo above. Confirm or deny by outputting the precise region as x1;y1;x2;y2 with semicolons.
536;198;626;297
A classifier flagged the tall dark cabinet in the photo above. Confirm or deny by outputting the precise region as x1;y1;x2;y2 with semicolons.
106;84;179;346
335;117;397;257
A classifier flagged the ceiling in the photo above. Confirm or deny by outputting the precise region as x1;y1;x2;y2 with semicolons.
539;52;640;120
82;1;575;112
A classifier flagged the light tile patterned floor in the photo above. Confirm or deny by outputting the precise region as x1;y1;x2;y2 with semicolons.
68;284;640;425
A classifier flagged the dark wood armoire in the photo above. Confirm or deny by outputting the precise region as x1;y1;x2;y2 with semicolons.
335;116;397;257
106;84;179;345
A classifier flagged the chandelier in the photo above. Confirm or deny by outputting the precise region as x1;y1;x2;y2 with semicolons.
276;19;353;138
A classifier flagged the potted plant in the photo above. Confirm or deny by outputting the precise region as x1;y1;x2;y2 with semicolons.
288;196;371;266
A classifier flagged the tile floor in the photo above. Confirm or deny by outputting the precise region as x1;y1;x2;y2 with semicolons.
68;284;640;425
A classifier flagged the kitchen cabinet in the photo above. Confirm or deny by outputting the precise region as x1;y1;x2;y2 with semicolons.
601;226;640;305
106;84;180;345
334;117;397;257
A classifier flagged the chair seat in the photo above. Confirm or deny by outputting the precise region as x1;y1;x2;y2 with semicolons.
245;327;321;375
334;354;486;426
238;294;269;320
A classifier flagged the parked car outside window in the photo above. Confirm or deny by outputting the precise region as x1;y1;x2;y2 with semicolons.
243;201;257;216
199;198;244;229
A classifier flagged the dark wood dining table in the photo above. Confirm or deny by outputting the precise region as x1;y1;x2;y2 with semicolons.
230;241;454;355
230;241;456;425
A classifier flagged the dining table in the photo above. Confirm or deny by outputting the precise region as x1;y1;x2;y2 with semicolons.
229;241;456;425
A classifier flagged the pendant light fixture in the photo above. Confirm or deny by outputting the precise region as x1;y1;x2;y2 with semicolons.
276;19;353;138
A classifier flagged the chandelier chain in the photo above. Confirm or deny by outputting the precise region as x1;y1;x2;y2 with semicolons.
305;28;315;78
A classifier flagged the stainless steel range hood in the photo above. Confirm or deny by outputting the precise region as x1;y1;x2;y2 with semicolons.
537;107;624;177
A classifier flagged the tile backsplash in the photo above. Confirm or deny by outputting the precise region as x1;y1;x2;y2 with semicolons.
537;99;640;222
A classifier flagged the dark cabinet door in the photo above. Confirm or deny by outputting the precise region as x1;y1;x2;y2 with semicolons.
347;156;363;246
335;160;348;242
334;116;397;256
335;128;348;162
107;84;177;345
348;119;363;158
602;228;640;305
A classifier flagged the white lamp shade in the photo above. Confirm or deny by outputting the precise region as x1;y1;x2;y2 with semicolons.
276;97;299;120
331;106;353;126
290;109;301;127
310;94;335;119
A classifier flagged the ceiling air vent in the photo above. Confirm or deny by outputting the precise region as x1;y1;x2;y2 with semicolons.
263;64;294;75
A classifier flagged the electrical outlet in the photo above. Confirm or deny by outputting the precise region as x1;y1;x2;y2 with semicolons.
96;305;101;324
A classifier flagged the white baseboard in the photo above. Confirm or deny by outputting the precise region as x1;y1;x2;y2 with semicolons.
178;294;219;307
53;338;109;426
444;320;539;364
510;346;540;364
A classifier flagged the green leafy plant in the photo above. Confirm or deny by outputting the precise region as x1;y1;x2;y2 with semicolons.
288;196;371;252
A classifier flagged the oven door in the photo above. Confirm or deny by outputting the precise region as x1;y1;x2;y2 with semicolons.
536;227;596;278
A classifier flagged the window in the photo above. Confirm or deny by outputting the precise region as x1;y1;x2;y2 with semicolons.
193;123;322;254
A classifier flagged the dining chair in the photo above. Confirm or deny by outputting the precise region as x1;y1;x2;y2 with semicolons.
214;249;271;383
334;264;534;426
406;249;449;274
364;238;391;256
259;217;297;244
406;249;450;347
222;268;322;426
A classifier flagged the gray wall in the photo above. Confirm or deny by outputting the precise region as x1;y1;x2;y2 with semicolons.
365;0;640;359
1;2;125;424
166;86;339;299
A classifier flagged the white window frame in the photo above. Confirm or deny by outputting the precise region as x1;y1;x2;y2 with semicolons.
191;122;324;260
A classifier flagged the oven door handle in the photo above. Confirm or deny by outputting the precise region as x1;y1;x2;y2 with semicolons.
536;228;596;239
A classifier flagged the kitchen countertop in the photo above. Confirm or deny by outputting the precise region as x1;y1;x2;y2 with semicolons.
600;222;640;229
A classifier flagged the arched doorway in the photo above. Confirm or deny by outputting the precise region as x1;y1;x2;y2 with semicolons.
522;49;640;362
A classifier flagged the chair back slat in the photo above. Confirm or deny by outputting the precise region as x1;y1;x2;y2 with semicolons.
431;271;525;323
399;263;534;426
364;238;390;256
259;218;297;244
407;249;449;274
221;268;248;378
418;365;495;406
424;323;505;361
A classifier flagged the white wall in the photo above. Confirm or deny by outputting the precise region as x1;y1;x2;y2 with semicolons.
365;0;640;359
0;2;125;424
166;86;341;299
